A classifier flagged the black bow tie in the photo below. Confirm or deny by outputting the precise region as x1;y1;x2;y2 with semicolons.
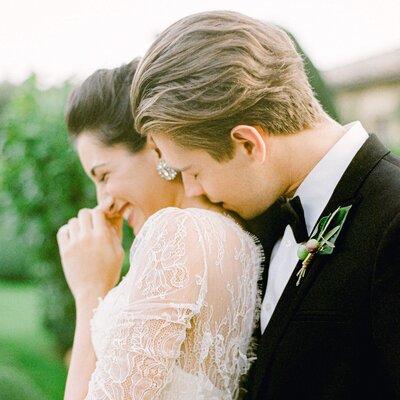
280;196;309;243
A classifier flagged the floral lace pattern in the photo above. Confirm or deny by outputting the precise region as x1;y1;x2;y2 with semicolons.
88;208;262;399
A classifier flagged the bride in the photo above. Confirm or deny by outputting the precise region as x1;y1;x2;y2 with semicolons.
57;59;263;399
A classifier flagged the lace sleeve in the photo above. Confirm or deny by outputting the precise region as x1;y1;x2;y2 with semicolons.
86;209;208;400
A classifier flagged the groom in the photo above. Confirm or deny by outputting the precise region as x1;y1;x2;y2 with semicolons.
131;11;400;399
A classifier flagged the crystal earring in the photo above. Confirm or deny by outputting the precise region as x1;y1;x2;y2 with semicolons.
156;160;178;181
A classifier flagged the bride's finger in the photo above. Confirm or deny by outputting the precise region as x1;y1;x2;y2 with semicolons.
68;217;80;238
92;208;109;233
78;208;93;234
57;225;70;247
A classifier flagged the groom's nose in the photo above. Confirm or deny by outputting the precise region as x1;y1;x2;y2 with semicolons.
181;173;205;197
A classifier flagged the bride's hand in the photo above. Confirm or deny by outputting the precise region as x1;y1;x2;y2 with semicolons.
57;208;125;302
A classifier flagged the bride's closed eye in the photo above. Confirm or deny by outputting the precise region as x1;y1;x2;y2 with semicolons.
98;173;109;183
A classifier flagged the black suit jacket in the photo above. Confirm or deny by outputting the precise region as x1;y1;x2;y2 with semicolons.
246;135;400;399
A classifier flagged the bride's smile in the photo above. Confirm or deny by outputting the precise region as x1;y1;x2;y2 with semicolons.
75;133;182;235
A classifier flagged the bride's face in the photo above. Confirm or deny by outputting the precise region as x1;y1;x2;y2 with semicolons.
76;132;179;234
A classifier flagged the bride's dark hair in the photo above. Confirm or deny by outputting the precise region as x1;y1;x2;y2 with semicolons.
65;58;145;153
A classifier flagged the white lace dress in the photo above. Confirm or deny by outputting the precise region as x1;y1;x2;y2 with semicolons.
87;207;263;399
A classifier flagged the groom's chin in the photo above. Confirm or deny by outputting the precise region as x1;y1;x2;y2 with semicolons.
221;202;235;213
236;204;273;221
222;204;251;220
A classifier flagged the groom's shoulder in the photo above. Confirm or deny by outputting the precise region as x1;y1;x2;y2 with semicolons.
381;149;400;173
356;137;400;216
357;134;400;185
365;140;400;188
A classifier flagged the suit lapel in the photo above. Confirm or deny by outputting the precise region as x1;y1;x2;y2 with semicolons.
252;134;390;397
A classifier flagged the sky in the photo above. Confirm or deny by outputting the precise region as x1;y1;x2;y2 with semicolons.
1;0;400;86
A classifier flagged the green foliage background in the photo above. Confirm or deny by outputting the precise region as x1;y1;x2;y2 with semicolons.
0;75;134;353
0;75;96;351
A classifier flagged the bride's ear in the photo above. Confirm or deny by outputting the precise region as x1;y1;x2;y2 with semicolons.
230;125;267;163
147;135;162;159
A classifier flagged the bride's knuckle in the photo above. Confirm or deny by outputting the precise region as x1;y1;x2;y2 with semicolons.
68;217;77;225
78;208;90;218
57;225;67;237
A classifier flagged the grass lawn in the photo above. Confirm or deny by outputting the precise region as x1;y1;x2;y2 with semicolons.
0;280;67;399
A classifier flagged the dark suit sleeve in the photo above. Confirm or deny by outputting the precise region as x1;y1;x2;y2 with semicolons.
372;212;400;395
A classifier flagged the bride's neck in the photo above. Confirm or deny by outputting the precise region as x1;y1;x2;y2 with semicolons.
179;193;218;212
176;190;245;227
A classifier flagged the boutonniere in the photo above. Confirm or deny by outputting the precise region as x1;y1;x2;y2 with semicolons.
296;205;352;286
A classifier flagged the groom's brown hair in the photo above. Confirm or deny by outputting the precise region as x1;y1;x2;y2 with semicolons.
131;11;325;161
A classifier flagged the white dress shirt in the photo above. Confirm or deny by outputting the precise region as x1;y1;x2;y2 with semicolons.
260;121;369;333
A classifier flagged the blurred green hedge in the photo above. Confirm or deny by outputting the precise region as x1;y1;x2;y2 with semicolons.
0;365;47;400
0;75;133;352
0;75;96;351
288;31;340;122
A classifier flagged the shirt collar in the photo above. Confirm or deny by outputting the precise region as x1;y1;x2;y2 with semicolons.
295;121;369;234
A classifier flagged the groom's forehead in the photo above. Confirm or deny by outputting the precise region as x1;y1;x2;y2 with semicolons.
152;134;205;162
152;134;183;157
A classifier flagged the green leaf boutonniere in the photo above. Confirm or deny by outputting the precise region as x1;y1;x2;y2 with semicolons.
296;205;352;286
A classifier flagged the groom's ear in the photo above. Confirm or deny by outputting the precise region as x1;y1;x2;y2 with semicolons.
230;125;268;163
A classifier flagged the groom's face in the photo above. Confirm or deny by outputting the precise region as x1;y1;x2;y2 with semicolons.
152;134;283;219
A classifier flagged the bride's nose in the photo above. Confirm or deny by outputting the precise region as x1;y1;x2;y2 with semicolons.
97;193;117;216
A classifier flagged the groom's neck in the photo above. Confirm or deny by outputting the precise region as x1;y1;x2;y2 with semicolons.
278;119;346;198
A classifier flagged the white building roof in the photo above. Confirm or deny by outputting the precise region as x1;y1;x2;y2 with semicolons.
323;48;400;89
